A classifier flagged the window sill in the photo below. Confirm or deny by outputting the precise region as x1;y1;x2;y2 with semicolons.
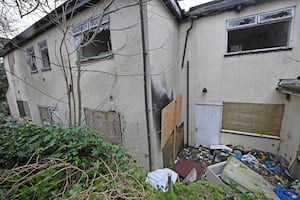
41;68;52;72
225;46;292;56
31;70;38;74
221;129;280;140
80;52;113;63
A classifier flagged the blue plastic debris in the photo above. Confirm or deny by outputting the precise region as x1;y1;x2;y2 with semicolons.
274;185;300;200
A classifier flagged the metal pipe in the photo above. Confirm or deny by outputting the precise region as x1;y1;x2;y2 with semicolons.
139;0;152;171
181;19;194;69
186;61;190;146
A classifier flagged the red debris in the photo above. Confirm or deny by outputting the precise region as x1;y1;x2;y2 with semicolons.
173;158;202;180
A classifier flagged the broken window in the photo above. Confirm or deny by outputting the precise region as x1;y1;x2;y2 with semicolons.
73;15;111;61
38;106;51;124
16;100;31;119
222;102;284;137
26;46;37;73
38;40;51;70
227;7;294;53
38;106;63;125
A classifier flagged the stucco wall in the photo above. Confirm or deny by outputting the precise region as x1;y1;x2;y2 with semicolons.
146;0;180;169
279;95;300;163
4;0;152;169
179;0;300;158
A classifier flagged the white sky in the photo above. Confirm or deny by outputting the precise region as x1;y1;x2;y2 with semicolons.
178;0;214;11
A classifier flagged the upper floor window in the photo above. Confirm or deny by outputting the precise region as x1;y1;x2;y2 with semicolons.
26;46;38;73
38;40;51;70
226;7;294;54
73;15;111;61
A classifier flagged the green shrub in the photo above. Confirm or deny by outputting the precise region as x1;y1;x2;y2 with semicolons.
0;115;139;199
0;116;130;171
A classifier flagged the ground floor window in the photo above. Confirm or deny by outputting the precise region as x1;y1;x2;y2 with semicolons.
16;100;31;119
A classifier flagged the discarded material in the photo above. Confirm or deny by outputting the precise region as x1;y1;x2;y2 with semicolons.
174;144;300;199
145;168;178;192
222;157;280;200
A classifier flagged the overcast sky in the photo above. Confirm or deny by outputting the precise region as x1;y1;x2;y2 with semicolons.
178;0;214;11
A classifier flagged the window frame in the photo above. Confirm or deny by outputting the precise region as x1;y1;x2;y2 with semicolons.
26;46;38;73
225;7;295;55
38;40;51;71
73;14;112;61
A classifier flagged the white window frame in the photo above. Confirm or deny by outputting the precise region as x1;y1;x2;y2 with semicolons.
227;15;257;30
72;15;111;61
226;7;295;55
258;7;294;23
72;15;110;36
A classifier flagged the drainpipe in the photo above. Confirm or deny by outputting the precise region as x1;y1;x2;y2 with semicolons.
139;0;152;171
181;19;194;69
181;19;195;146
186;61;190;146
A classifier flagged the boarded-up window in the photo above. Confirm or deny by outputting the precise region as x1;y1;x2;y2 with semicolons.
84;108;122;144
222;102;284;136
16;100;31;119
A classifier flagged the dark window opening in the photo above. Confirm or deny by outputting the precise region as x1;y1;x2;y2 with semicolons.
227;21;290;52
38;40;51;70
228;20;290;53
16;100;31;119
80;30;111;58
17;101;26;117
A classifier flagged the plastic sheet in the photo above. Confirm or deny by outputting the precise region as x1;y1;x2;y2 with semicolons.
145;168;178;192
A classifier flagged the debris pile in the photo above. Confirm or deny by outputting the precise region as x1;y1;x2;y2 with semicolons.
173;145;300;199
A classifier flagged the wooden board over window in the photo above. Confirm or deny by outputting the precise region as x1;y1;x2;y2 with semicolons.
222;102;284;136
84;108;122;144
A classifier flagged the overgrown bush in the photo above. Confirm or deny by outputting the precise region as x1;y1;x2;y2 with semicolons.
0;115;272;199
0;115;144;199
0;115;130;170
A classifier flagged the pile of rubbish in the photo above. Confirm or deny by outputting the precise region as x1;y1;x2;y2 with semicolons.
176;145;300;199
146;144;300;200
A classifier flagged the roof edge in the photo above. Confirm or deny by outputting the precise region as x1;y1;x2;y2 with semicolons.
161;0;184;21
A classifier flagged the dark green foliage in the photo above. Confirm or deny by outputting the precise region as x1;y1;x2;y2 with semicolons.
0;115;137;199
0;63;8;101
0;63;9;115
0;115;273;199
0;115;130;170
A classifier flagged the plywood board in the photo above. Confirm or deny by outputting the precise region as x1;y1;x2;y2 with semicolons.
161;100;176;149
222;102;284;136
84;108;122;144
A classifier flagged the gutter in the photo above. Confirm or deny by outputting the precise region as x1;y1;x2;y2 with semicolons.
160;0;183;20
139;0;152;171
187;0;257;17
